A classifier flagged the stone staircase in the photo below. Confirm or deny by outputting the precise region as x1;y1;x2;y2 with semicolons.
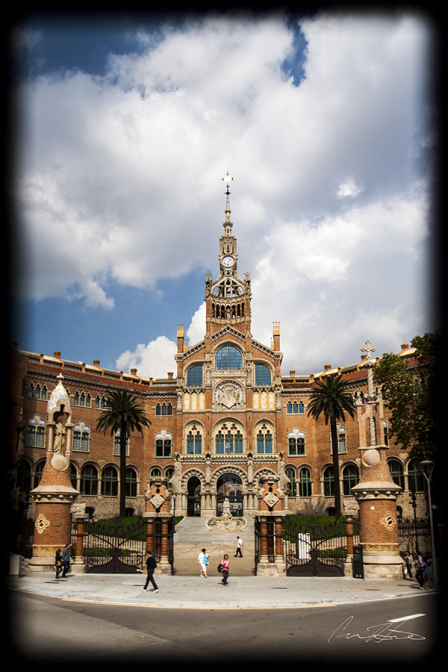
172;516;255;575
174;516;254;546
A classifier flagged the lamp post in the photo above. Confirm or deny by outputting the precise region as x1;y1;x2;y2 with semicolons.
420;460;438;589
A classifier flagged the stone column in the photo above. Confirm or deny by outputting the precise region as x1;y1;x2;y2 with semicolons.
29;375;81;572
255;475;286;576
143;476;172;575
351;341;403;579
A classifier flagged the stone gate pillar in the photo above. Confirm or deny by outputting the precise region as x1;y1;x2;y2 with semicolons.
144;475;172;575
29;374;81;572
351;341;403;579
255;474;286;577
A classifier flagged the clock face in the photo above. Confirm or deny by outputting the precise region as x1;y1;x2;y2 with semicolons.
222;256;234;268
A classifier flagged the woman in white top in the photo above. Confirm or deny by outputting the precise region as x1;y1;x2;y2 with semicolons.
197;548;209;577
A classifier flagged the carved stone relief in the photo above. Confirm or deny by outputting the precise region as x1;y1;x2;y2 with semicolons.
213;381;245;410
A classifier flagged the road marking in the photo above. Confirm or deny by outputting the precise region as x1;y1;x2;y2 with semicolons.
388;613;425;623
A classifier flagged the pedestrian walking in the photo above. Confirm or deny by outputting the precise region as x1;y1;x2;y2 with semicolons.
61;543;71;577
197;548;209;577
405;551;413;580
220;554;230;586
55;548;63;579
415;561;425;589
422;558;434;590
141;551;159;592
234;536;243;558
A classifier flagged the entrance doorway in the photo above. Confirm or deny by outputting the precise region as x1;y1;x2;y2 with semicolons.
187;476;201;517
216;473;243;517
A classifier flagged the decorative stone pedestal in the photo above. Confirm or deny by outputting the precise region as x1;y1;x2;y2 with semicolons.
351;341;403;580
256;474;287;577
28;375;81;573
144;475;173;574
207;497;247;531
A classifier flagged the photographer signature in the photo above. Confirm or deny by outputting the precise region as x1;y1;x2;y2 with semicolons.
328;614;426;643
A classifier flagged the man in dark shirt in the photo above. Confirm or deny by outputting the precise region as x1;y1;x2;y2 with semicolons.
142;551;159;592
62;544;71;577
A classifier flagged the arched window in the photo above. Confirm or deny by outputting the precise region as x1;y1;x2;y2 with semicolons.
215;346;242;370
70;463;77;490
286;468;297;496
114;429;130;456
156;431;172;457
126;468;138;497
73;422;90;452
81;465;98;495
299;467;312;497
151;468;161;478
337;426;347;454
186;426;202;454
288;431;305;456
408;459;424;492
323;466;334;496
101;466;118;496
187;365;203;387
34;460;45;488
16;459;32;493
156;402;173;415
342;464;359;495
389;459;404;488
256;424;273;453
26;416;45;447
215;423;243;454
255;364;271;386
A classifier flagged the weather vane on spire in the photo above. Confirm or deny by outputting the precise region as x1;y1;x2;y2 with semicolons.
222;171;233;195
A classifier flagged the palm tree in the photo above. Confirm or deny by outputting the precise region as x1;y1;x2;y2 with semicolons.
96;390;151;518
307;373;356;518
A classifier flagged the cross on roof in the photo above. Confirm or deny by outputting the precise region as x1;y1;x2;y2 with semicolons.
361;340;376;361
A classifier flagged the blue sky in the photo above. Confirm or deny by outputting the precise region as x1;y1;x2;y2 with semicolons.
10;10;437;378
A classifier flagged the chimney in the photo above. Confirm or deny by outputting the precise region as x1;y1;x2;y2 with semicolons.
93;360;101;367
167;372;174;379
177;324;185;353
54;351;61;359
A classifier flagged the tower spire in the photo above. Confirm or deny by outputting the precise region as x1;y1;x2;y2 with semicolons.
222;171;233;227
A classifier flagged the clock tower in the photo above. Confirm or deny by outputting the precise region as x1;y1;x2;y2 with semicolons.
205;173;252;338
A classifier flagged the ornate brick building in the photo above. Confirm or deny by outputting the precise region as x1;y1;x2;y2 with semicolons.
9;182;427;525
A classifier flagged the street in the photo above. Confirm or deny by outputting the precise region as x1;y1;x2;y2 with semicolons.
7;589;440;665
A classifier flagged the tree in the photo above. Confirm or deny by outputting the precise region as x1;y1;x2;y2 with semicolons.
374;330;441;460
96;390;151;518
307;373;356;518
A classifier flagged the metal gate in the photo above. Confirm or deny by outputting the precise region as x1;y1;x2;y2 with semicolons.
283;516;357;577
81;517;147;574
77;516;175;574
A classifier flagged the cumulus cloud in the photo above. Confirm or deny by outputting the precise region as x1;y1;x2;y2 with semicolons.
15;12;433;373
115;336;177;379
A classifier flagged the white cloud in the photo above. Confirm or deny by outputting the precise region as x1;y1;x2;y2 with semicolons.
186;302;206;347
336;179;363;199
16;12;434;372
115;336;176;379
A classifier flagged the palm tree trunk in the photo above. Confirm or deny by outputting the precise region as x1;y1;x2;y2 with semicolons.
330;415;342;518
119;420;127;518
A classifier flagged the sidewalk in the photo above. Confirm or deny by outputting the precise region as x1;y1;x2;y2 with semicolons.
6;571;429;609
